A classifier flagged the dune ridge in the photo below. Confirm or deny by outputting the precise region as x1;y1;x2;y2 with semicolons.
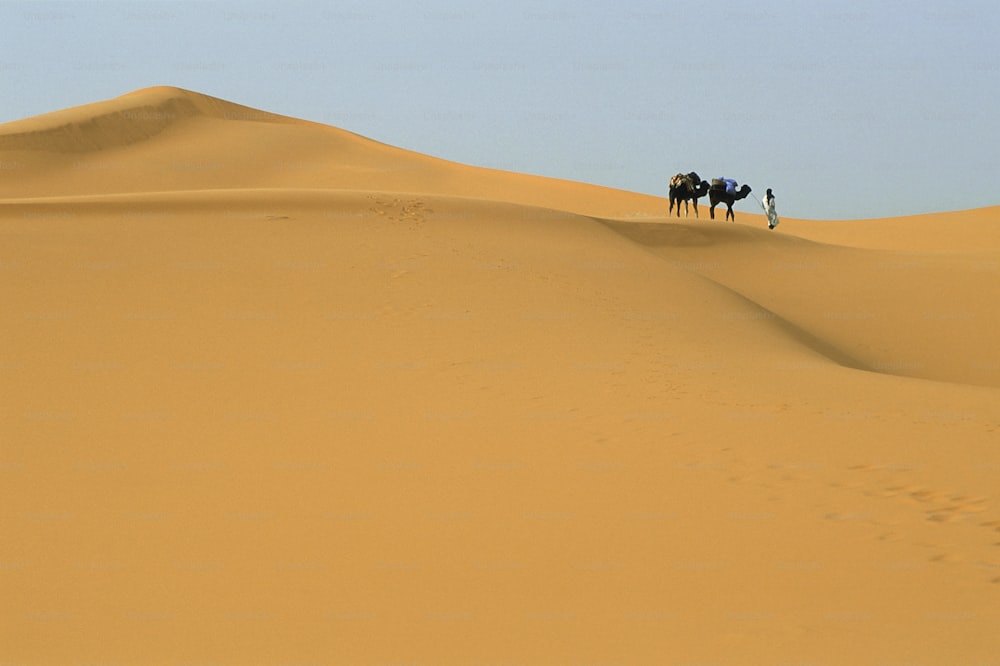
0;86;667;219
0;86;303;153
1;87;998;664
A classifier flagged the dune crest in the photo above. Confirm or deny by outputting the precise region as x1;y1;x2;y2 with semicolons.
0;87;667;218
0;86;297;154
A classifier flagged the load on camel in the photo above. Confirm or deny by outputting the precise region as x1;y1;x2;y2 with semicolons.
668;172;710;218
708;178;752;221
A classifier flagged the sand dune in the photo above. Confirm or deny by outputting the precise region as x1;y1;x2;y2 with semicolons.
2;87;998;664
0;86;663;218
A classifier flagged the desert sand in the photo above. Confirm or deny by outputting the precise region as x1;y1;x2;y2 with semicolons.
1;86;998;664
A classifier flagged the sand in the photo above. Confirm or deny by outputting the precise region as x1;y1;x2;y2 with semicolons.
1;87;998;664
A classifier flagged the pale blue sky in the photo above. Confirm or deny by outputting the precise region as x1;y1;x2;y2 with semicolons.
2;0;998;219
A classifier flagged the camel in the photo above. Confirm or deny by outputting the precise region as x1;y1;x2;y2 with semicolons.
708;180;752;221
668;172;710;218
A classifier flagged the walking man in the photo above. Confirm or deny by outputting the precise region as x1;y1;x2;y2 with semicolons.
763;188;779;230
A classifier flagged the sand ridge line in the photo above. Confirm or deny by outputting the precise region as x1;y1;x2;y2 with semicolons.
0;186;600;214
0;86;308;153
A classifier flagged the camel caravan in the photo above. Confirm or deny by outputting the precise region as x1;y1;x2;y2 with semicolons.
668;172;756;223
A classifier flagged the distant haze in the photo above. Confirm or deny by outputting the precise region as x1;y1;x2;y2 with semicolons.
1;0;997;219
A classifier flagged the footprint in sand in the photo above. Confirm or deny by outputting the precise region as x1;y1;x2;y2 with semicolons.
887;487;989;523
926;496;988;523
832;469;1000;580
366;196;432;225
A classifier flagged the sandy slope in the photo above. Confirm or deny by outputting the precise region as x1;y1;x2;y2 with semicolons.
1;87;998;665
0;85;663;219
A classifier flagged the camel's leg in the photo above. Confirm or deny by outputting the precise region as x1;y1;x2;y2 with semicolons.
709;204;716;220
693;200;699;218
726;205;735;222
683;200;690;217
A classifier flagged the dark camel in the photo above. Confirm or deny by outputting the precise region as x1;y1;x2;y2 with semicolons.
708;182;752;221
668;172;710;218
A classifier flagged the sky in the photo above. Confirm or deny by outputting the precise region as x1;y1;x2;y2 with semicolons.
1;0;998;219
